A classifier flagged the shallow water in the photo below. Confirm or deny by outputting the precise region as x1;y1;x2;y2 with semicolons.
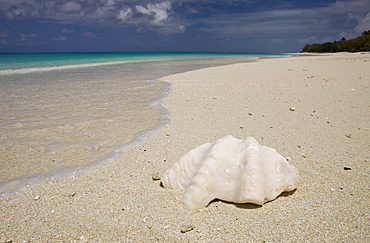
0;53;284;199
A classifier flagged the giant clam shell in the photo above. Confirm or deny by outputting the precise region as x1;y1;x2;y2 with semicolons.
161;135;299;210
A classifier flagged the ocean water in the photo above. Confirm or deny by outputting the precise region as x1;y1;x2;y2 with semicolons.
0;52;286;199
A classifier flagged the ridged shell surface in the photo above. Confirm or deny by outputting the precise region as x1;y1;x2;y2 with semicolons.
161;135;299;210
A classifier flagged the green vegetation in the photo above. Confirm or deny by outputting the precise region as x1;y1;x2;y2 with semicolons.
302;30;370;53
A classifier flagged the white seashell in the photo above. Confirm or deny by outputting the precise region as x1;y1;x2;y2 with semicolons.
161;135;299;210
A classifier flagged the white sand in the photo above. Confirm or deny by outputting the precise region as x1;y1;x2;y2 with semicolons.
1;53;369;242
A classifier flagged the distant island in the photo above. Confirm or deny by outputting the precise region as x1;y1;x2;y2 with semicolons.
302;30;370;53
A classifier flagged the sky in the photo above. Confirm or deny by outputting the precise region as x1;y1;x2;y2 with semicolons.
0;0;369;53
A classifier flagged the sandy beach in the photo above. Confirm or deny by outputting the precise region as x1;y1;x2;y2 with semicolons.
1;53;369;242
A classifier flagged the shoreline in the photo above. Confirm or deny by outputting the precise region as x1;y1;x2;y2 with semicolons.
1;53;369;241
0;52;285;75
0;55;263;200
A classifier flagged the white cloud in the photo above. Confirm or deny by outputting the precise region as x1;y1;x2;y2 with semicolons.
106;0;116;6
117;8;132;21
61;28;74;34
196;0;370;40
5;2;36;19
20;33;40;39
1;0;185;34
135;1;185;33
136;1;171;25
355;12;370;33
1;0;368;38
0;0;28;9
59;1;81;14
5;32;41;46
52;36;67;42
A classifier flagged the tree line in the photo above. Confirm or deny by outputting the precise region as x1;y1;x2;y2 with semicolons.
302;30;370;53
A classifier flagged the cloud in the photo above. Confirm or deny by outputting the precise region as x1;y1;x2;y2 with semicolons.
61;28;74;34
0;0;368;49
117;8;132;22
4;32;42;46
136;1;171;25
58;1;81;14
195;0;370;40
135;1;185;33
5;2;36;19
52;36;67;42
1;0;185;34
20;33;40;39
355;12;370;33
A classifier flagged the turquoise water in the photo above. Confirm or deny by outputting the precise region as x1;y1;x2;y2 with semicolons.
0;52;286;200
0;52;286;73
